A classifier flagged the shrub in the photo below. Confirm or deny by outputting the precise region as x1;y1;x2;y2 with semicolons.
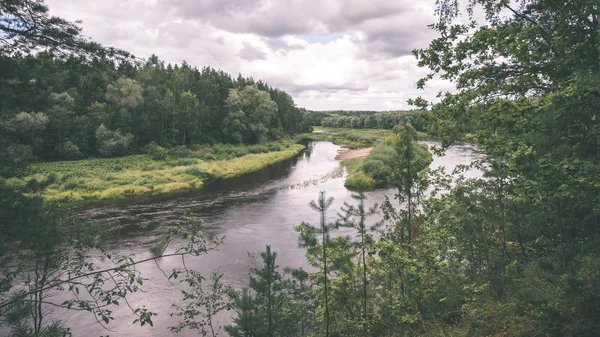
248;144;269;154
56;140;83;160
169;146;194;158
144;141;168;160
345;171;376;190
95;124;133;157
170;158;198;167
266;143;282;151
362;158;390;182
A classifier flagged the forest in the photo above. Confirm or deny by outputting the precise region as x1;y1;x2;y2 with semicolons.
2;0;600;337
1;53;310;163
305;110;425;132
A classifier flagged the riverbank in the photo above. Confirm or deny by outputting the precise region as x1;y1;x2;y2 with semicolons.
300;127;392;148
335;147;373;160
301;127;429;149
15;140;305;204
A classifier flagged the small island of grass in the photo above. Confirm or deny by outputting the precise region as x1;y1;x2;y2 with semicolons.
339;124;432;191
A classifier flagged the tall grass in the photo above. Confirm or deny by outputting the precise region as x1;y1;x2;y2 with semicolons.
21;141;305;204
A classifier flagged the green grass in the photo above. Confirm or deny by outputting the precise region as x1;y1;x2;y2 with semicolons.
341;158;380;190
299;127;392;148
19;140;305;204
300;127;429;149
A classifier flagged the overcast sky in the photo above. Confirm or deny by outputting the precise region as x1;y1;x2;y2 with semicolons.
46;0;455;111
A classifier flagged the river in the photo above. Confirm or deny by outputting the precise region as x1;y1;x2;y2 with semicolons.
49;140;483;337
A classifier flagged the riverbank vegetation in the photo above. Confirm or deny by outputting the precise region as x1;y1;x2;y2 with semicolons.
304;109;426;132
2;0;600;336
181;0;600;336
303;127;394;148
15;140;304;203
342;124;432;190
1;40;310;167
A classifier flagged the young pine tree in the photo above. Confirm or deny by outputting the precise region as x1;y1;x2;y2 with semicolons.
337;192;382;332
296;191;336;337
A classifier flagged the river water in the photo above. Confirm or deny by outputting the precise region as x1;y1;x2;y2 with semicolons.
50;141;482;337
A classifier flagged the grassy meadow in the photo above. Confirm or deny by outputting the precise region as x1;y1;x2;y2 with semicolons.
14;140;305;204
301;127;392;148
303;127;428;149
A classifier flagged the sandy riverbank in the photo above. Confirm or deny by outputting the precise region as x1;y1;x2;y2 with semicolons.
335;147;373;160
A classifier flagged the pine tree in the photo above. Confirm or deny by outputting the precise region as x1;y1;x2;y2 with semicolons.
337;192;382;332
296;191;336;337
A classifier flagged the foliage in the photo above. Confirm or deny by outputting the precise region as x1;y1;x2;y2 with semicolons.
0;0;130;59
95;124;134;157
309;110;426;132
19;141;305;203
0;205;221;335
342;124;432;191
304;128;394;149
226;247;315;337
342;158;377;190
406;0;600;335
0;52;310;162
170;270;235;337
295;191;337;337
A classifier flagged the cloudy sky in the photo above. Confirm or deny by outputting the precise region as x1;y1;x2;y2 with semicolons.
46;0;455;111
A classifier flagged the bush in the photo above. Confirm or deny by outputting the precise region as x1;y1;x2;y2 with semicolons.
361;158;390;182
169;146;194;158
266;143;282;152
170;158;198;166
212;143;249;158
56;140;83;160
344;171;377;190
144;141;168;160
95;124;133;157
248;144;269;154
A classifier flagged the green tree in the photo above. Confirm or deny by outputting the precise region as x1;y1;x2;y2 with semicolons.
225;85;277;144
104;77;144;134
249;245;281;337
411;0;600;335
296;191;336;337
385;123;432;244
225;288;260;337
170;270;234;337
337;193;381;332
177;90;200;145
0;0;130;59
94;123;133;156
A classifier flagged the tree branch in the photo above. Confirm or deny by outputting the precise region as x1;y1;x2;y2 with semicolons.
0;249;213;311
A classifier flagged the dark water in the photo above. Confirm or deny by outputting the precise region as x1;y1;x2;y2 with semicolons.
50;141;482;337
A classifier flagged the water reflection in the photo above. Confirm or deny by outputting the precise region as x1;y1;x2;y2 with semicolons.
61;141;483;336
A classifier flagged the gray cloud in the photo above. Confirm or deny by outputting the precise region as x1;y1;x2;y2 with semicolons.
45;0;447;111
159;0;436;58
238;42;267;61
262;37;306;53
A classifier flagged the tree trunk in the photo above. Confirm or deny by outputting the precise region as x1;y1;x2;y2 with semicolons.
322;229;330;337
361;237;368;331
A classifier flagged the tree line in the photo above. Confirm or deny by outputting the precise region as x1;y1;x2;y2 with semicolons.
305;110;425;131
321;111;424;131
2;0;600;336
1;53;311;164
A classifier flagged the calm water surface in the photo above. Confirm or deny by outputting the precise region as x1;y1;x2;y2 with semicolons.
53;141;482;336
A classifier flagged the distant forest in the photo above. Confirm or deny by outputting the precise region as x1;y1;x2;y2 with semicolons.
1;54;312;162
307;110;425;131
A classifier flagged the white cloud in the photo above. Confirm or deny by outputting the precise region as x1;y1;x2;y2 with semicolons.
45;0;453;110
